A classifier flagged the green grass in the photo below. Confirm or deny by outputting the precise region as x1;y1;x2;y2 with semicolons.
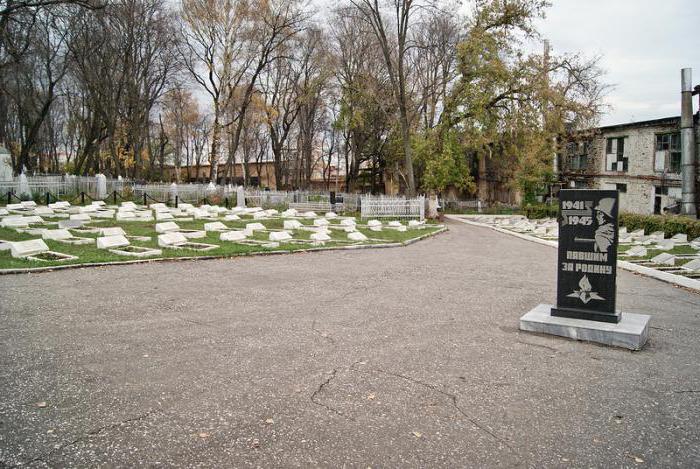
0;214;442;270
617;243;699;266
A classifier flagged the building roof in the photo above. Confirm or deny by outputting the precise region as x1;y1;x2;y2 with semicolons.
597;116;680;132
597;113;699;133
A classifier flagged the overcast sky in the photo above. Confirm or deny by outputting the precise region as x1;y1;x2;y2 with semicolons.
535;0;700;126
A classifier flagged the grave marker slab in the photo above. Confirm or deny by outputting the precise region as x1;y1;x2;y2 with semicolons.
204;222;228;232
9;239;49;258
651;253;675;266
671;233;688;243
101;227;126;237
158;232;187;247
96;235;129;250
180;230;206;239
624;246;647;257
310;232;331;242
220;231;247;241
268;231;292;242
1;217;28;228
58;219;83;229
682;258;700;272
155;222;180;233
156;211;174;220
246;223;265;231
348;231;367;241
656;240;675;251
284;220;303;230
42;229;72;241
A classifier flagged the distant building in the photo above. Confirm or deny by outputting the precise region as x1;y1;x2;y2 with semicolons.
559;115;700;215
162;159;346;191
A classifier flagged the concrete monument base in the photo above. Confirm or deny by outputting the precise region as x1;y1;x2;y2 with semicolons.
519;303;650;350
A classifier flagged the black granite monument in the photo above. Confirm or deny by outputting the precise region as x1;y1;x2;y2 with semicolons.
551;189;620;323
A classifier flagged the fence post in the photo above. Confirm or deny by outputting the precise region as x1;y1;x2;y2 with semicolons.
45;192;50;206
143;192;147;207
6;191;10;204
225;197;229;209
81;191;85;205
175;195;178;208
113;190;117;205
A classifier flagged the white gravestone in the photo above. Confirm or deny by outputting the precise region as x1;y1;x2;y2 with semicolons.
269;231;292;242
158;232;188;247
220;231;247;241
284;220;303;230
101;227;126;237
682;259;700;272
236;186;245;208
96;235;129;249
155;222;180;233
310;232;331;242
246;223;265;231
17;172;30;199
95;174;107;199
10;239;49;258
348;231;368;241
625;246;647;257
204;222;228;232
42;229;72;241
651;253;675;266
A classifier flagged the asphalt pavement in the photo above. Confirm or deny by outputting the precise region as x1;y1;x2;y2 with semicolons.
1;221;699;468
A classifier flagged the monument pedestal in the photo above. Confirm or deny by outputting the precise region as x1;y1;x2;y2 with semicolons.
520;304;651;350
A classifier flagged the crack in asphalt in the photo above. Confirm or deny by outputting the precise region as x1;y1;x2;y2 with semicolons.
515;340;559;353
349;362;521;458
310;369;350;419
17;409;161;468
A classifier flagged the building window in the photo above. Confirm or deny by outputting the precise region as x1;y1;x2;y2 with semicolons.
655;133;681;173
606;137;627;172
615;183;627;193
566;141;588;170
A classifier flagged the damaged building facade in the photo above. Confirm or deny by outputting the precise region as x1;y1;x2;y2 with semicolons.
560;68;699;216
560;114;699;215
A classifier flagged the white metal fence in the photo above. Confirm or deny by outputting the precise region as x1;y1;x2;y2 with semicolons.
1;175;424;218
360;195;425;220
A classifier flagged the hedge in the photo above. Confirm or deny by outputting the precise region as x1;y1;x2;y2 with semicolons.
520;203;700;239
619;213;700;240
522;203;558;220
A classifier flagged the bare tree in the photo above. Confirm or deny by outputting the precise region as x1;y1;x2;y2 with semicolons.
221;0;307;185
349;0;422;195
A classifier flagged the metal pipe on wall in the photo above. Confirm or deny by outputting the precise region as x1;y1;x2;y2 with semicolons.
680;68;697;217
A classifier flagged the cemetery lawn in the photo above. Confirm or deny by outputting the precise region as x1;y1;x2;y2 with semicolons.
0;216;443;270
618;244;698;266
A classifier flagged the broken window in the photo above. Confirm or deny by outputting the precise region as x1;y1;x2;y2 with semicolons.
567;141;589;170
655;133;681;173
605;137;627;172
615;183;627;193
